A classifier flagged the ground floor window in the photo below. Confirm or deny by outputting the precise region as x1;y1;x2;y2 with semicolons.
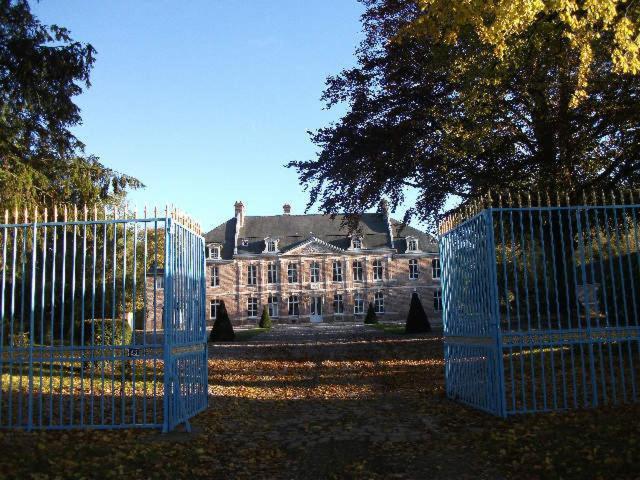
333;294;344;314
353;293;364;315
268;294;279;317
210;299;220;320
434;289;442;311
374;292;384;314
288;295;299;316
247;297;258;317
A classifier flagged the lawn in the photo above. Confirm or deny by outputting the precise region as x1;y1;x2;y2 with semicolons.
366;322;407;334
0;330;638;479
232;327;269;342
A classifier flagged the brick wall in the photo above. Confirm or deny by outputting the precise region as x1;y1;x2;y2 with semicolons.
205;253;441;327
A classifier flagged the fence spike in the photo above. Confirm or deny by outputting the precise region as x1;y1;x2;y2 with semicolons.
24;207;28;224
629;189;636;205
83;204;88;221
43;207;47;223
33;206;38;223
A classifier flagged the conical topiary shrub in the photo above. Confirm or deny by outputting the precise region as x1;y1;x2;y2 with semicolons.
364;302;378;324
405;292;432;334
259;305;272;329
208;300;236;342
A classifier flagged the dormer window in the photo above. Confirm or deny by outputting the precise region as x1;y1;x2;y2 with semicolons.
351;236;363;250
263;237;279;254
241;238;249;247
406;236;419;252
207;243;221;260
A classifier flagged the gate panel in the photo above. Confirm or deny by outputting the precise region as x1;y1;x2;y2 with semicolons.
441;194;640;417
0;207;207;432
163;220;207;432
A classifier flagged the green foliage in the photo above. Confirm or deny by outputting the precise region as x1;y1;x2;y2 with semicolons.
0;1;142;210
259;305;272;329
288;0;640;230
364;302;378;324
209;300;235;342
405;292;431;334
84;319;133;346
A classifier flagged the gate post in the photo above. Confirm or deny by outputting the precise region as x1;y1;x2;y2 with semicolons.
484;209;506;417
162;217;173;433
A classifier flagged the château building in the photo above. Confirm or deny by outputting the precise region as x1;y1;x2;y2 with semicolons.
202;201;441;326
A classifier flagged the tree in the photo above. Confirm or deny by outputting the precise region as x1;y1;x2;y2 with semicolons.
259;305;272;329
364;302;378;324
208;300;235;342
405;292;431;334
0;0;142;210
288;0;640;231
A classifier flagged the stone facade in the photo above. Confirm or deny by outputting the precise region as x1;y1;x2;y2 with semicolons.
203;202;442;327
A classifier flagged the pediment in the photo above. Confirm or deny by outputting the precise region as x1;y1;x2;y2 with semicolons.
282;236;345;255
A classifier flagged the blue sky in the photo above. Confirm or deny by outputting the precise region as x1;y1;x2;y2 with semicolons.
33;0;422;231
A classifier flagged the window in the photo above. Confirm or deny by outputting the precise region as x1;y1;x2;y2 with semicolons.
409;259;419;280
353;293;364;315
310;261;321;283
432;258;441;279
264;237;279;253
247;264;257;285
208;245;221;259
434;289;443;311
287;263;298;283
211;266;219;287
352;260;363;281
267;262;278;284
333;294;344;314
373;259;383;281
407;238;418;252
154;275;164;290
267;240;276;252
374;292;384;314
268;294;279;317
352;237;362;249
288;295;299;316
332;260;343;282
210;299;220;320
247;297;258;317
241;238;249;247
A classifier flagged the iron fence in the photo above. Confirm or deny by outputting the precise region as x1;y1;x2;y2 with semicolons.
440;193;640;416
0;206;207;431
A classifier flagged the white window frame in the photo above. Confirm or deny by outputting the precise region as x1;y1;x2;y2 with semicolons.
208;244;221;260
267;262;278;284
287;263;298;283
268;294;279;317
263;237;279;253
409;259;419;280
407;237;419;252
372;259;383;281
310;261;321;283
288;295;300;316
210;299;220;320
332;260;343;282
211;266;220;287
247;297;258;318
352;260;363;281
353;293;364;315
247;264;257;286
434;289;442;311
333;294;344;314
432;258;441;279
374;292;384;314
351;236;362;249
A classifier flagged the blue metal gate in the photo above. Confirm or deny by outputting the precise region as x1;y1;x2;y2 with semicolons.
440;193;640;416
0;206;207;431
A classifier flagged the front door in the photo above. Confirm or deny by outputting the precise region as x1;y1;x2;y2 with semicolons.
310;297;323;323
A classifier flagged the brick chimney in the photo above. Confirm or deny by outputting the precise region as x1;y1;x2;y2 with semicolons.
378;198;394;249
283;203;291;215
234;201;245;227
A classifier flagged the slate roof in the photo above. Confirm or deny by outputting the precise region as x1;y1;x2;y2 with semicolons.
204;213;437;260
